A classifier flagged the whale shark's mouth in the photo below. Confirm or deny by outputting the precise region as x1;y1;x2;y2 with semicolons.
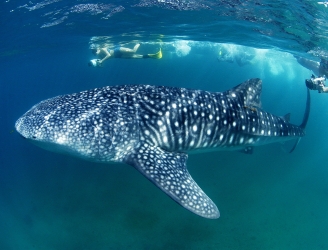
15;117;26;138
15;116;38;140
18;134;26;139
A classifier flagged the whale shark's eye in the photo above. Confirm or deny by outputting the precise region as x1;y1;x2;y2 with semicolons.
32;135;37;139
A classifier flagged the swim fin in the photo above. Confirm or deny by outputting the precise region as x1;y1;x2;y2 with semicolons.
147;48;162;59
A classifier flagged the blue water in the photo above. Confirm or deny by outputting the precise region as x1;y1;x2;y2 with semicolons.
2;0;328;249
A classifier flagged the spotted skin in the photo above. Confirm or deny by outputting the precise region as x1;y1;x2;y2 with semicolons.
125;144;218;218
15;78;309;219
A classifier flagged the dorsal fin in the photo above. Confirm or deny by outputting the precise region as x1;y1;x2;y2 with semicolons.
283;113;291;122
224;78;262;108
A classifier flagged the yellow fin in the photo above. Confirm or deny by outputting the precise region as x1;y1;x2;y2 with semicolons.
148;48;162;59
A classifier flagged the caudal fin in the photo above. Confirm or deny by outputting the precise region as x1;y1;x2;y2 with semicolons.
300;88;311;130
289;88;311;153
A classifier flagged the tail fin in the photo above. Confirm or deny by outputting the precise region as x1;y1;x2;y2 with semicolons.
289;88;311;153
300;88;311;130
148;48;162;59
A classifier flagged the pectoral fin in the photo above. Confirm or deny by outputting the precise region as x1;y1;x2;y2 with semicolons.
124;143;220;219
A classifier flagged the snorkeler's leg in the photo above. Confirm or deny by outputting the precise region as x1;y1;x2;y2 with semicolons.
120;54;143;59
121;49;162;59
131;54;143;59
133;43;140;52
120;44;141;54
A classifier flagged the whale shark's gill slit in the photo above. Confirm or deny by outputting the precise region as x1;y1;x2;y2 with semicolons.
164;110;175;149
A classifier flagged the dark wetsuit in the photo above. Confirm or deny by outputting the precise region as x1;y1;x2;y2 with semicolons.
112;47;123;58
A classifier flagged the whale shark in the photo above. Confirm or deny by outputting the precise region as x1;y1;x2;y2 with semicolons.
15;78;310;219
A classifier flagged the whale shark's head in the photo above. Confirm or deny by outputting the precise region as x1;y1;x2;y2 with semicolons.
15;96;84;156
15;90;139;162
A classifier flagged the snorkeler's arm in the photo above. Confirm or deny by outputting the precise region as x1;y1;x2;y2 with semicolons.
320;86;328;93
99;48;111;64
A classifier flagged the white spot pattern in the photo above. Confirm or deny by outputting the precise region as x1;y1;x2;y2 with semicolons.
15;79;306;219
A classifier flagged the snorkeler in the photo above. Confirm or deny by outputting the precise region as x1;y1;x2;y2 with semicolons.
298;56;328;93
295;56;328;77
318;1;328;7
305;74;328;93
89;43;162;67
